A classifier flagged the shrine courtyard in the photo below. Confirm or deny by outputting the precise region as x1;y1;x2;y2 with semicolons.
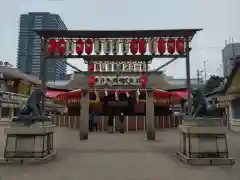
1;127;240;180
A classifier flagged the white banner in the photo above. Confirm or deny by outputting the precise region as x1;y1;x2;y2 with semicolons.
95;76;141;86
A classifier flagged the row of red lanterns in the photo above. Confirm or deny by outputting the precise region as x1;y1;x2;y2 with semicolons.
47;38;185;56
88;74;148;88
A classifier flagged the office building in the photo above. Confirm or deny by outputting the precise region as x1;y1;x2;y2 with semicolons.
17;12;67;80
222;43;240;77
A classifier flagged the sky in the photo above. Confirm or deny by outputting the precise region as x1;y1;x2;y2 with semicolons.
0;0;239;79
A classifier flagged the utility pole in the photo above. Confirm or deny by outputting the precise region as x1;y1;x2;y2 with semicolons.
197;69;200;85
204;61;207;82
197;69;204;85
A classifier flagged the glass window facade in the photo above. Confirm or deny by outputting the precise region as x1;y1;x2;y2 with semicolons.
17;12;67;80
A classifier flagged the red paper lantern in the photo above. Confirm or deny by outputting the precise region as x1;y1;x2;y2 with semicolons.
76;39;84;55
130;39;138;55
167;38;176;54
57;39;66;56
140;74;148;87
85;39;93;55
48;39;57;55
89;76;95;87
158;39;166;55
88;63;94;72
176;38;185;55
138;39;146;55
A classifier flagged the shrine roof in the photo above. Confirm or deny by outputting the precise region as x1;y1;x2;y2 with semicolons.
0;66;41;85
47;73;176;91
34;29;202;41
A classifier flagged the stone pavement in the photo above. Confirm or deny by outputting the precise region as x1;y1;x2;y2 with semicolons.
1;127;240;180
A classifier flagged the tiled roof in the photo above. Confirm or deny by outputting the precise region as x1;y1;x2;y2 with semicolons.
47;73;175;90
0;66;41;84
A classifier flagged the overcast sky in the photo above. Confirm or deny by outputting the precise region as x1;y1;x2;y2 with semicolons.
0;0;239;78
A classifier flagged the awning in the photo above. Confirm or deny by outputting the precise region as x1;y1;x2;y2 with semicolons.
45;90;65;98
55;88;189;100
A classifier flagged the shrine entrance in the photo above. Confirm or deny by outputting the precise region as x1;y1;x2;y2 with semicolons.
35;29;201;141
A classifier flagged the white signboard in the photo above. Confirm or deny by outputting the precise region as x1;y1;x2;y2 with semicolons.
93;61;146;72
94;76;141;86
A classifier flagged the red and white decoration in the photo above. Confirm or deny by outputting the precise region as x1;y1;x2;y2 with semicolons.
57;39;67;56
148;38;158;55
158;39;166;55
91;61;146;72
66;39;74;55
47;39;57;55
53;88;189;105
89;76;95;87
122;39;129;55
130;39;139;55
46;38;186;56
85;39;93;55
76;39;84;55
167;38;176;54
94;39;102;55
176;38;185;54
94;76;141;86
138;39;146;55
103;39;111;55
112;39;119;55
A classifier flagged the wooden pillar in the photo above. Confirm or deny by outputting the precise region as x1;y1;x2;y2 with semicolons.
79;90;89;140
146;91;155;140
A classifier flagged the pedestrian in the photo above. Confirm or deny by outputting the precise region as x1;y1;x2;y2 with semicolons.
89;111;95;132
119;112;124;133
108;115;114;133
92;111;98;132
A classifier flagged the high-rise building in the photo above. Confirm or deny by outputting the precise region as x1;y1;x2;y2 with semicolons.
17;12;67;80
222;43;240;77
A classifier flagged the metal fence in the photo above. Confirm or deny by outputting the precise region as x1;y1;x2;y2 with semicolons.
51;115;183;131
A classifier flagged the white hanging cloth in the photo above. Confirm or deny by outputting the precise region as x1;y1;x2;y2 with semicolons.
115;90;119;100
126;91;130;98
136;88;140;102
94;88;100;102
104;88;108;96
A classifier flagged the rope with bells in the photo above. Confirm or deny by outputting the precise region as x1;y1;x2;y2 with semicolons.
136;88;140;103
90;88;100;104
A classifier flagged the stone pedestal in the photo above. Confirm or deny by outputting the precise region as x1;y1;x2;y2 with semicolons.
230;120;240;132
79;132;88;140
147;131;155;140
177;117;235;165
1;123;56;164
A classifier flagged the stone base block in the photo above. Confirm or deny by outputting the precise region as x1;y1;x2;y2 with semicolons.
4;124;55;160
183;117;223;126
147;131;155;140
230;121;240;132
79;132;88;140
0;152;56;164
4;123;56;135
179;125;227;134
177;152;235;165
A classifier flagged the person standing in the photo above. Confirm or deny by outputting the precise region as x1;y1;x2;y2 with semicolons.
119;112;125;133
108;115;114;133
89;111;95;132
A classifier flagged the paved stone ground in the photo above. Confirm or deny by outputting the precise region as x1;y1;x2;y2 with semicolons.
1;127;240;180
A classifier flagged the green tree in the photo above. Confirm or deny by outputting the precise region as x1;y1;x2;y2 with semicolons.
204;75;224;93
